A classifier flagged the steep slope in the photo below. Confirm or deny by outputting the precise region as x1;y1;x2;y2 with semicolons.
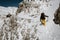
0;0;60;40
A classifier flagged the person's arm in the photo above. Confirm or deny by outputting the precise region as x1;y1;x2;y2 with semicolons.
45;15;49;17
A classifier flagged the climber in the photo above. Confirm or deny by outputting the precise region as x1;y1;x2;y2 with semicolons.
40;13;48;26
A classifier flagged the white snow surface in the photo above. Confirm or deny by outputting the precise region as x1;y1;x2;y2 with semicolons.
0;0;60;40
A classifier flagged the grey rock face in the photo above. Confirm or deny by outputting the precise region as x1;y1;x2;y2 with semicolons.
53;4;60;25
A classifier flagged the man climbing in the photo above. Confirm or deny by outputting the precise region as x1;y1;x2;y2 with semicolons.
40;13;48;26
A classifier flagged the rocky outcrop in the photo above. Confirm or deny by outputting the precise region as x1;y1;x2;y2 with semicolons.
53;4;60;25
16;2;25;15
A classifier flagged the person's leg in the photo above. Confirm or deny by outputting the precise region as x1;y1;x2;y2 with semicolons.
43;19;46;26
41;19;46;26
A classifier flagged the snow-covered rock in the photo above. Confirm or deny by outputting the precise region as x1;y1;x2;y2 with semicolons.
0;0;60;40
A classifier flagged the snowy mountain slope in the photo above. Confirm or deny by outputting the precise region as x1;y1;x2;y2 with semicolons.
0;0;60;40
